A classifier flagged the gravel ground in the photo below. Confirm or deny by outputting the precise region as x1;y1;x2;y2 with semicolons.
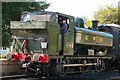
4;71;120;80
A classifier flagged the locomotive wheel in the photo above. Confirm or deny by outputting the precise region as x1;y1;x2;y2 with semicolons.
48;59;57;76
79;60;90;73
25;62;37;76
95;60;105;72
86;59;96;73
79;66;90;73
25;62;43;77
59;59;69;76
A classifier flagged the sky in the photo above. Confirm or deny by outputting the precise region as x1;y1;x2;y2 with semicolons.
36;0;119;20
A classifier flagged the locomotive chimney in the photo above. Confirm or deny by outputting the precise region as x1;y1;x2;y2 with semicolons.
92;20;99;30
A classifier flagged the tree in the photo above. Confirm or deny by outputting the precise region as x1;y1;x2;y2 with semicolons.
93;5;118;24
85;20;92;28
2;1;50;48
81;16;92;28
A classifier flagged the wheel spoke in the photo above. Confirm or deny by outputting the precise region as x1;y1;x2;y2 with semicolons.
59;59;69;76
95;60;105;72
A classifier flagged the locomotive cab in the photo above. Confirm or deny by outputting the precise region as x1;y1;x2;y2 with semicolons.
8;11;75;62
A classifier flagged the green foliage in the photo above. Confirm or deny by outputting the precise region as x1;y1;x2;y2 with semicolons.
2;2;50;47
0;54;6;59
93;5;118;24
85;20;92;27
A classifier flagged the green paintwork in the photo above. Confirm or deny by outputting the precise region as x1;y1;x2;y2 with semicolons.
47;21;75;55
47;21;60;55
64;22;75;55
11;21;47;29
75;32;113;46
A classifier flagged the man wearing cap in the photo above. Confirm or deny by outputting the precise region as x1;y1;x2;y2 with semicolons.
61;20;68;34
59;19;69;55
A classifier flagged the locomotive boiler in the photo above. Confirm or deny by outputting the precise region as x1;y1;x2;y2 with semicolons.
6;11;115;76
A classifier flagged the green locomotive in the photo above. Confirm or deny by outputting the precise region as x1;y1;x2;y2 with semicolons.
7;11;113;76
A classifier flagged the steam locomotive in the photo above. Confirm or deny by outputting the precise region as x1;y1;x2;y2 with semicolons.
6;11;120;76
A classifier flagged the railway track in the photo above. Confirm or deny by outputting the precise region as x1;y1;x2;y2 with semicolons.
0;71;120;80
0;75;28;80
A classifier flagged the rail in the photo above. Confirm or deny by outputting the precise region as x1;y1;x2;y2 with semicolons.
0;75;28;80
